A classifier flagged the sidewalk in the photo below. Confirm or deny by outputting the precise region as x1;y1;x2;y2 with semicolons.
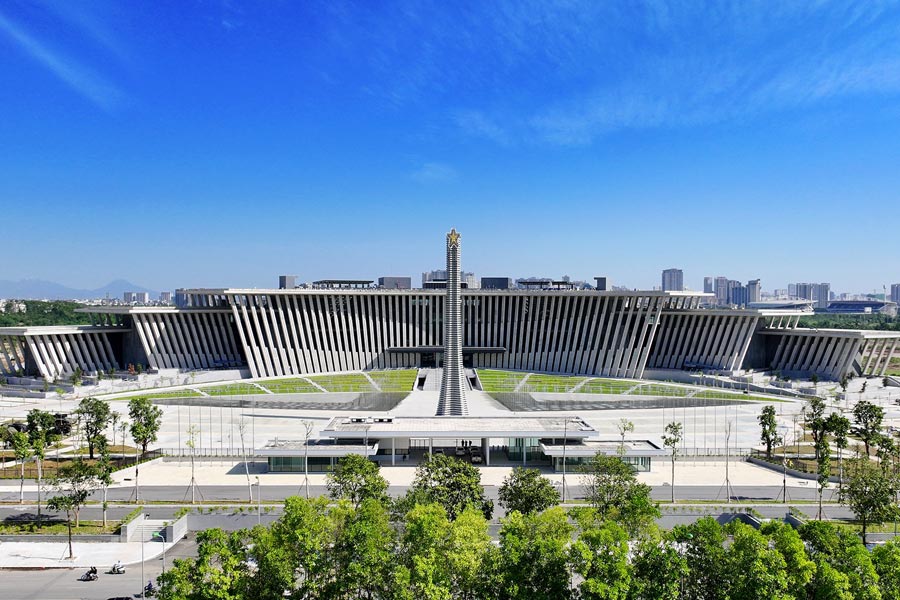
0;540;174;569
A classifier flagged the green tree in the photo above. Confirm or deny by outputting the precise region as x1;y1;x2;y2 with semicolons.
671;517;727;600
723;521;792;600
157;528;252;600
252;496;334;599
128;397;162;503
395;502;453;600
326;453;389;508
760;521;815;599
629;538;688;600
446;506;493;599
805;396;828;459
808;560;854;600
580;453;659;536
826;412;851;490
498;467;560;515
11;430;30;504
45;458;101;559
802;520;882;600
407;453;492;520
853;400;884;456
816;431;832;520
872;539;900;600
842;456;899;544
326;499;396;599
616;418;634;457
32;434;47;525
497;506;573;600
95;436;114;527
73;397;111;459
758;405;781;460
570;520;631;600
662;421;683;502
25;408;56;444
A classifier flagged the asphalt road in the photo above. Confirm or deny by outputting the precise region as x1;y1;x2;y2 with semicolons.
0;482;825;505
0;537;197;600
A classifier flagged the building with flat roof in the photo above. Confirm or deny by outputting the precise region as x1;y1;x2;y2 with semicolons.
378;276;411;289
278;275;297;290
2;232;899;383
481;277;513;290
662;268;684;292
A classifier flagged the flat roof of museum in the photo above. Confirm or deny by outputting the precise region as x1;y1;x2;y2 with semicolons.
321;416;597;438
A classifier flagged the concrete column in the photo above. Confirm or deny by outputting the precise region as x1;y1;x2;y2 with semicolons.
484;438;491;466
392;437;396;466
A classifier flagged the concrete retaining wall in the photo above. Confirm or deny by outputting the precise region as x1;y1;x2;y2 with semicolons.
119;513;144;542
748;455;842;484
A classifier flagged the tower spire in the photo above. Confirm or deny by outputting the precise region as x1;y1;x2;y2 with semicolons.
437;227;468;416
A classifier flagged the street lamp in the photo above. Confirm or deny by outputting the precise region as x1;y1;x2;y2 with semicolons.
140;513;149;597
152;531;167;575
255;476;261;526
779;425;790;504
561;417;579;503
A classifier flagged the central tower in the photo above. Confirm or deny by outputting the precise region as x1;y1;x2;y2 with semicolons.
437;228;468;416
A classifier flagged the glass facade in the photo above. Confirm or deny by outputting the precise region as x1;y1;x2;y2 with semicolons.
550;455;651;472
506;438;545;462
267;456;336;473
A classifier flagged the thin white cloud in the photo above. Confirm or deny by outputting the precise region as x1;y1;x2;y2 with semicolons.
0;9;124;110
411;162;458;183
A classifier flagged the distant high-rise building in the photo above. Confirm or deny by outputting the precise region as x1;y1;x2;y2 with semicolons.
481;277;513;290
159;291;172;304
278;275;297;289
727;280;744;306
788;283;798;298
133;292;149;304
661;268;684;292
747;279;761;304
123;292;134;304
715;276;729;305
594;276;610;291
703;277;714;294
378;276;411;289
892;283;900;304
792;282;831;309
423;268;476;289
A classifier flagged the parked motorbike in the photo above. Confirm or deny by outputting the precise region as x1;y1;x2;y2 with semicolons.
108;563;126;574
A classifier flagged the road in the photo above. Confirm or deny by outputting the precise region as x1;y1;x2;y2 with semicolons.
0;482;826;505
0;537;197;600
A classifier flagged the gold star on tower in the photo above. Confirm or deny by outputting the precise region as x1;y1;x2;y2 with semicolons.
447;228;460;247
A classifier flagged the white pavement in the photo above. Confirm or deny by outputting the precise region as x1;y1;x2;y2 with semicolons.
102;455;808;489
0;540;174;569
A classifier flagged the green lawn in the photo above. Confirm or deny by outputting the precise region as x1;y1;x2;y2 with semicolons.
201;383;266;396
307;373;376;392
477;369;528;392
578;378;638;394
138;389;204;400
257;378;322;394
692;390;776;402
368;369;418;392
628;383;694;397
520;373;586;392
0;520;120;535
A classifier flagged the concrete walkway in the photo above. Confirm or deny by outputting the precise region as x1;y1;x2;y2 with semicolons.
0;540;174;569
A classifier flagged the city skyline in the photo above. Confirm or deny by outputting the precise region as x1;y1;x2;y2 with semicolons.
2;3;900;292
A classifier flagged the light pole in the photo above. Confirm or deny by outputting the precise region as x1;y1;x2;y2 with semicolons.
140;513;148;597
255;476;261;526
152;531;166;575
561;417;578;503
779;425;790;504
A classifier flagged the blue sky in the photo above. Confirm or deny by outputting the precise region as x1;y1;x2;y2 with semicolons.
2;1;899;293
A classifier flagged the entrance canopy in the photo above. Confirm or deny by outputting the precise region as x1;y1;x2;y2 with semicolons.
320;415;597;440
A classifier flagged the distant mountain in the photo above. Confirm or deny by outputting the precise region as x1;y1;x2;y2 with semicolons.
0;278;159;300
